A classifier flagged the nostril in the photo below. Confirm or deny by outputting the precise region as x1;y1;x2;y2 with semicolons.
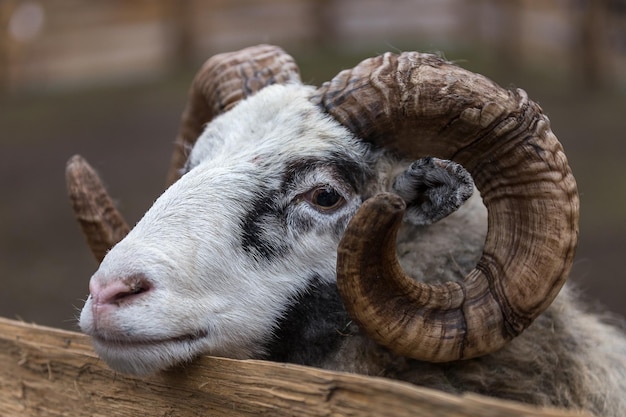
90;274;152;307
110;279;150;304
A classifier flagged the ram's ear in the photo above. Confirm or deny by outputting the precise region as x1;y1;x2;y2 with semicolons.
392;157;474;226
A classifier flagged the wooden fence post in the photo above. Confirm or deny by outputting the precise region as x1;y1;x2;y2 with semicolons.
0;317;593;417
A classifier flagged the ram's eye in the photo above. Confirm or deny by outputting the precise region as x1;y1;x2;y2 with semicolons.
303;186;345;212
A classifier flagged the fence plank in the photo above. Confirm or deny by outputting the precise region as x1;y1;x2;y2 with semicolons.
0;317;591;417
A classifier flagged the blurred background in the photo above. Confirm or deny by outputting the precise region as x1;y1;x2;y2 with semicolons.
1;0;625;330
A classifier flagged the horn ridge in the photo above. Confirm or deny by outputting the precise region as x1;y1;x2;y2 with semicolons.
166;44;302;186
324;51;579;361
66;155;130;263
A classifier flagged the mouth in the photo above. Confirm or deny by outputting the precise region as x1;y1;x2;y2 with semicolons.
88;330;211;375
91;329;209;348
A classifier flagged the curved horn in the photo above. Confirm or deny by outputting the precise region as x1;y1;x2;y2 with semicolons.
316;52;579;362
166;44;301;185
66;155;130;263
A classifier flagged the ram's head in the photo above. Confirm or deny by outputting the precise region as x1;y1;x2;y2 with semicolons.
67;45;579;375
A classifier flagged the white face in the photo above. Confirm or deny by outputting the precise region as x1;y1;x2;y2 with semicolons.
79;85;373;375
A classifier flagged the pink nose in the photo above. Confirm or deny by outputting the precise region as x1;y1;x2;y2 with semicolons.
90;274;152;307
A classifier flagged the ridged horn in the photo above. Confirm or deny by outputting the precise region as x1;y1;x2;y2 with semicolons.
315;52;579;362
166;44;301;186
66;155;130;263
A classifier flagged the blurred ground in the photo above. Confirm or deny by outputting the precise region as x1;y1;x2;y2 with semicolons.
0;47;625;331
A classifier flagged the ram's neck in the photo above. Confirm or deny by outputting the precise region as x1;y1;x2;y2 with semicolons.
264;279;355;366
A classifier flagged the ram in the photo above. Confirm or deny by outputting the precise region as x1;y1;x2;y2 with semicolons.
67;45;625;416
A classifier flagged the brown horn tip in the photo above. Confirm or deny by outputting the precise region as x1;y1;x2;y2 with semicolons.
166;44;302;186
66;155;130;263
337;193;471;362
326;52;579;362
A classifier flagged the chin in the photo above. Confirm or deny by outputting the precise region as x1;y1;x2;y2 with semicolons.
90;335;204;376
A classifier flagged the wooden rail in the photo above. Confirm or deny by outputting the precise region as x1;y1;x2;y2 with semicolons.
0;317;592;417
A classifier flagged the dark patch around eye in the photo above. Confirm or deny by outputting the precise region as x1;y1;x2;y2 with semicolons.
240;191;290;262
282;153;373;195
241;152;372;262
